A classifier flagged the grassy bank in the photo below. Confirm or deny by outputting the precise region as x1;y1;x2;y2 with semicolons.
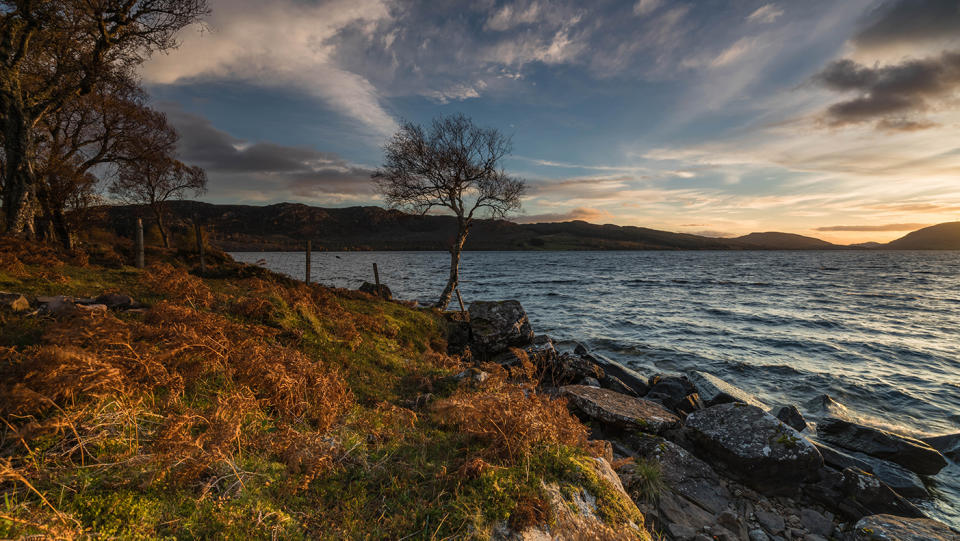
0;239;643;539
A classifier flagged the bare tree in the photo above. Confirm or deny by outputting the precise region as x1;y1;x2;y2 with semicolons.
109;113;206;247
373;113;525;310
0;0;208;236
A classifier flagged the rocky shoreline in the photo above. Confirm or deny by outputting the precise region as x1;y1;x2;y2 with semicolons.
448;299;960;541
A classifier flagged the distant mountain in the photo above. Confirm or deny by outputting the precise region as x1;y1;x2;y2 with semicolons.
886;222;960;250
93;201;851;251
734;232;838;250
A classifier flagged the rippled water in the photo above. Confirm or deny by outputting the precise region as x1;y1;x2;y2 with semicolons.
232;250;960;526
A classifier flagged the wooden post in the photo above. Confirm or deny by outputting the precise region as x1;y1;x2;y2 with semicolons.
194;217;206;274
135;218;144;269
373;263;380;288
455;287;466;312
305;240;312;284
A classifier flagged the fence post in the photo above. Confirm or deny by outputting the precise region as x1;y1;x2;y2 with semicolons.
373;263;380;288
135;218;144;269
194;216;206;274
305;240;312;284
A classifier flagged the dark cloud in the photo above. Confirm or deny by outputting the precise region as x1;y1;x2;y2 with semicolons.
853;0;960;49
163;107;375;199
815;223;930;232
815;51;960;129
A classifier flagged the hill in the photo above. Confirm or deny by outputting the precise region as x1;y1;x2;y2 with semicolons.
93;201;842;251
885;222;960;250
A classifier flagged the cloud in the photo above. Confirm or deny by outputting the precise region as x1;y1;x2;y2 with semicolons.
512;207;613;224
484;1;544;31
142;0;397;137
853;0;960;50
163;107;375;202
746;4;784;24
815;223;930;232
633;0;661;16
815;51;960;128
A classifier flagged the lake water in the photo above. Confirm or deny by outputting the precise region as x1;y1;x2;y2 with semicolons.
231;250;960;526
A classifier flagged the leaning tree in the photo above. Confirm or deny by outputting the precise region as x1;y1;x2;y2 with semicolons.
0;0;208;236
373;113;525;310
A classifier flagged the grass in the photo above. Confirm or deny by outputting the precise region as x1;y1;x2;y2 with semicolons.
0;237;648;539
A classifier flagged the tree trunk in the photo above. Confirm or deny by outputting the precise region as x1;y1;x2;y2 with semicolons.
1;103;38;237
51;208;73;251
436;225;469;310
152;204;170;248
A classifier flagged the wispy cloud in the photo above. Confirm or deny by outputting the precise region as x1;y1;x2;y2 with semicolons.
746;4;784;24
815;223;930;232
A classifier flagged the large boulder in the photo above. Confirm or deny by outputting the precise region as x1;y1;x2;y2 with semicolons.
442;311;471;354
620;432;732;515
805;467;925;521
687;371;766;408
645;374;703;415
846;452;930;499
817;418;947;475
772;405;807;432
468;300;534;356
812;441;874;473
853;514;959;540
684;403;823;494
561;385;679;434
923;433;960;462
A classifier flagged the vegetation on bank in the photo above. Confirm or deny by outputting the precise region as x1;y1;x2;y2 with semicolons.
0;238;639;539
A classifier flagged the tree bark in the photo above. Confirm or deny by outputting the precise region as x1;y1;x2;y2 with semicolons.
436;225;469;310
152;204;170;248
1;102;38;237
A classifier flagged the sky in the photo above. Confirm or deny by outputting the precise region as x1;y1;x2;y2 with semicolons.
140;0;960;244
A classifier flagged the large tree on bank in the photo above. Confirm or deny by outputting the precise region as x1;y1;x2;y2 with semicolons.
373;114;525;310
0;0;208;236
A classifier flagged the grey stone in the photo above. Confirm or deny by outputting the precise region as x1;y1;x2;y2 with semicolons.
581;377;601;387
847;452;930;499
578;351;649;396
687;370;766;408
755;510;785;534
853;514;959;540
561;385;679;433
772;405;807;432
684;403;823;494
799;508;832;537
467;300;534;355
805;467;924;521
812;440;874;473
817;417;947;475
749;529;770;541
804;394;851;420
92;293;135;309
358;281;392;299
668;522;697;540
922;433;960;462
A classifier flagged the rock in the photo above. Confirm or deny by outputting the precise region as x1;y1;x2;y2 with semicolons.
561;385;679;434
805;467;924;521
853;514;959;540
668;523;697;540
715;510;747;540
575;350;649;396
804;535;827;541
581;377;601;387
38;296;77;315
468;300;534;356
812;441;874;473
92;292;134;309
922;433;960;462
756;510;785;534
358;281;392;299
619;432;732;514
494;457;650;540
600;374;639;397
684;403;823;494
804;394;851;420
646;374;702;414
799;508;832;537
749;528;770;541
772;405;807;432
76;303;108;313
817;417;947;475
687;370;765;408
846;452;930;499
442;311;471;354
0;292;30;312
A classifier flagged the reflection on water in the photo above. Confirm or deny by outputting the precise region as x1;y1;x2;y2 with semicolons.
232;249;960;526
